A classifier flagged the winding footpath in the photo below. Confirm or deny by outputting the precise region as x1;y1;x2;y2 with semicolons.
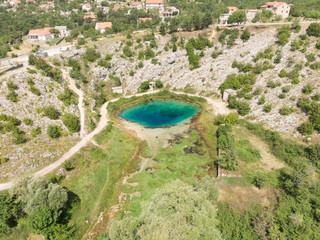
0;90;229;191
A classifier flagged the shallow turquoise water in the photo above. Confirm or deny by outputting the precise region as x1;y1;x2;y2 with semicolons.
118;99;201;128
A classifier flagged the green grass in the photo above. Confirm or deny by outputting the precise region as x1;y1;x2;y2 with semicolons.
235;136;261;163
62;126;138;237
220;177;250;187
121;130;213;217
49;38;61;46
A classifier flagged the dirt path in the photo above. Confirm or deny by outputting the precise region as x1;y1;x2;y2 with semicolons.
0;91;230;191
62;69;86;137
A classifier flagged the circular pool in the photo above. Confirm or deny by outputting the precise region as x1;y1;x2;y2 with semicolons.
118;99;201;128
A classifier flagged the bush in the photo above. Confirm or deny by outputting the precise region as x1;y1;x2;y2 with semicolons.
7;82;18;91
214;114;226;125
123;46;133;58
264;104;272;113
279;93;286;99
282;86;291;93
226;113;238;124
6;92;18;102
12;128;27;144
241;29;250;41
258;95;265;105
306;53;316;62
298;122;314;135
139;81;150;92
311;93;320;101
306;23;320;37
302;84;314;95
43;106;60;120
47;125;62;139
83;48;101;62
29;86;40;96
23;118;33;126
0;157;9;164
310;61;320;70
62;114;80;133
63;159;75;171
31;127;41;137
279;106;295;115
155;80;163;89
237;101;251;116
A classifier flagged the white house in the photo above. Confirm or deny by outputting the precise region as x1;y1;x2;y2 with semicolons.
9;0;20;6
145;0;164;12
82;4;92;11
260;2;291;18
28;27;54;41
219;14;230;24
219;6;239;24
95;22;112;33
55;26;70;37
130;2;143;10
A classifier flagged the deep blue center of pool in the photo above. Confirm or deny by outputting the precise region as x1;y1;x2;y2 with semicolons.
118;99;201;128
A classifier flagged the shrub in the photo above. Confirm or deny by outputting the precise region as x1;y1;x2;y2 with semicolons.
62;114;80;133
310;61;320;70
0;157;9;164
83;48;101;62
306;53;316;62
279;93;286;99
241;29;250;41
58;87;78;106
23;118;33;126
237;101;250;116
12;128;27;144
264;104;272;113
7;82;18;91
316;42;320;50
302;84;314;95
282;86;290;93
139;81;150;92
214;114;226;125
226;113;238;124
63;159;75;171
6;92;18;102
306;23;320;37
47;125;61;139
311;93;320;101
279;106;295;115
258;95;265;105
298;122;314;135
29;86;41;96
155;80;163;88
123;46;133;58
31;127;41;137
43;106;60;120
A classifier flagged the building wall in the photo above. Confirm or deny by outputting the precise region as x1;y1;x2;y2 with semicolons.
274;3;290;18
146;3;164;12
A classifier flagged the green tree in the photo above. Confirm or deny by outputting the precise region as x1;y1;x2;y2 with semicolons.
108;180;221;239
27;207;58;237
159;23;166;36
306;23;320;37
43;106;60;120
298;122;314;135
47;125;62;139
228;11;247;24
62;114;80;133
241;29;250;41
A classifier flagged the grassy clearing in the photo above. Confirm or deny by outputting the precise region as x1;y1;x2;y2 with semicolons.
120;130;213;217
62;126;138;237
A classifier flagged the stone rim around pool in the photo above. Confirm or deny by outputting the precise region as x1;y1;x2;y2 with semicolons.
117;99;201;128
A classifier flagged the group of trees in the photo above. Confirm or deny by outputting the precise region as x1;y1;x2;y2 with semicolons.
108;179;221;239
0;177;75;239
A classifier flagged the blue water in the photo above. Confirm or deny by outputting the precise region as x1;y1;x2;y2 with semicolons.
118;99;201;128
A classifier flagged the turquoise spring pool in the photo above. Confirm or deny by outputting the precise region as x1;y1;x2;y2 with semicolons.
117;99;201;128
